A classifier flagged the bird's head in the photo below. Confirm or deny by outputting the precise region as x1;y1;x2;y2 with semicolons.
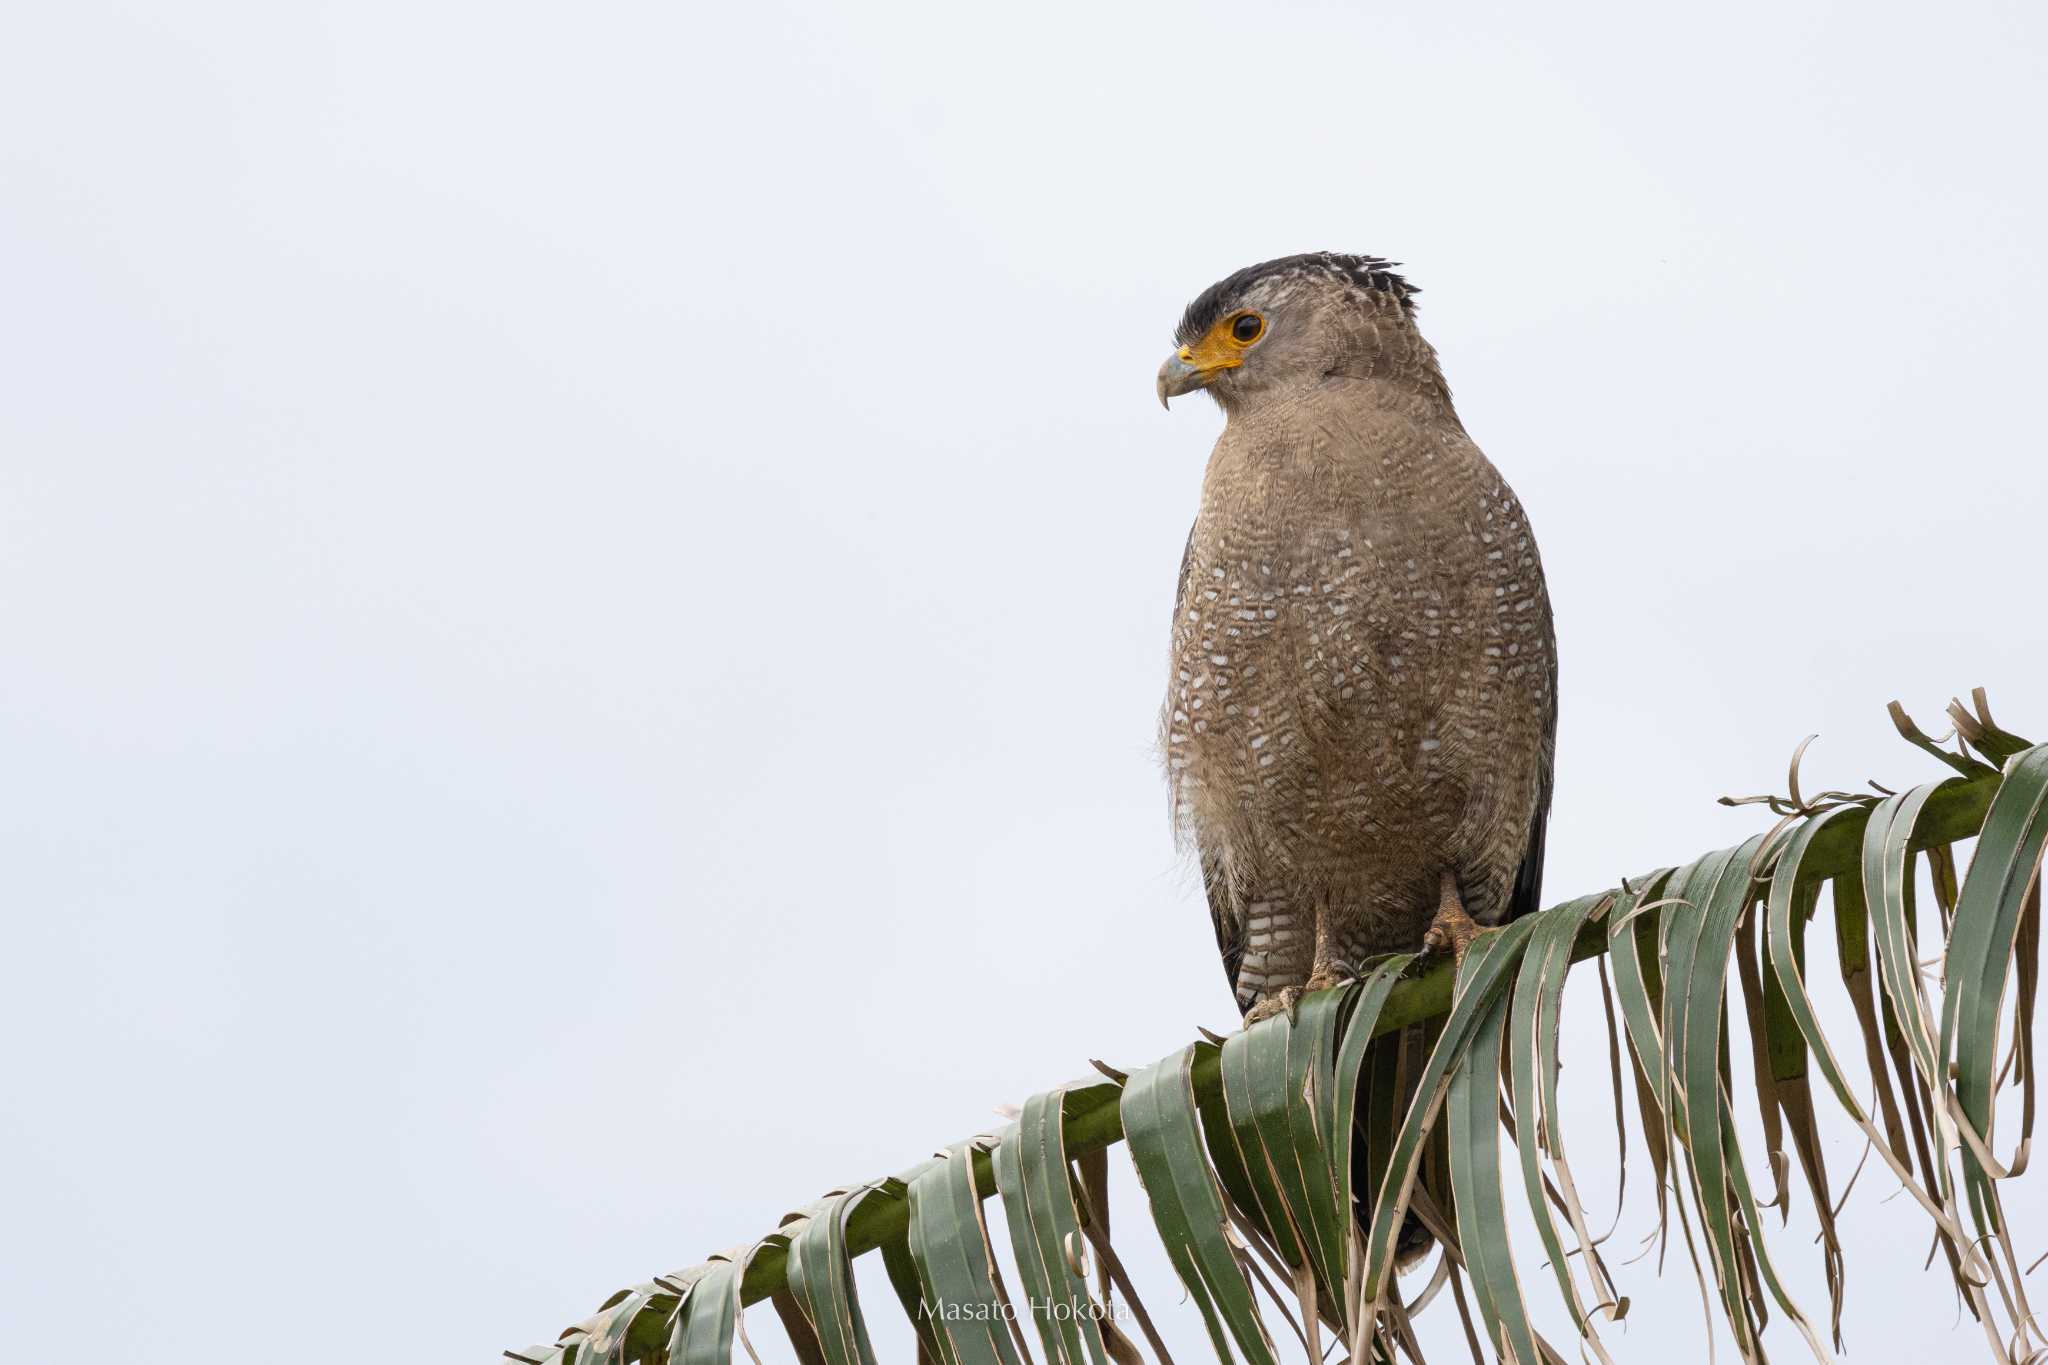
1156;252;1441;413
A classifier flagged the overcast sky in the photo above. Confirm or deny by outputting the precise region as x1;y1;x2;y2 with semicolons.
4;2;2046;1360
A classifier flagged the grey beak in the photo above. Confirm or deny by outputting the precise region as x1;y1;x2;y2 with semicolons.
1156;352;1206;409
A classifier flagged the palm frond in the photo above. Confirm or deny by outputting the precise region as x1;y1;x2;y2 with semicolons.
508;693;2048;1365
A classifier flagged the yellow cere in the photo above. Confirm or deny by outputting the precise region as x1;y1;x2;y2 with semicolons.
1178;310;1265;374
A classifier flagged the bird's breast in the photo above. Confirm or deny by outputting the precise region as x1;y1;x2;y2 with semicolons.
1168;530;1431;807
1164;452;1551;867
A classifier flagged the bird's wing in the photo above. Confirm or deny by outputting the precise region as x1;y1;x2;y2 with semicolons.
1505;651;1559;923
1202;846;1245;1004
1174;525;1249;1003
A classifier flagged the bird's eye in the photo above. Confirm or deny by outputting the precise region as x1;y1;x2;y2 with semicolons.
1230;313;1265;344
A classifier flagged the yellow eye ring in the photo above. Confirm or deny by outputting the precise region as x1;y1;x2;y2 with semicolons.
1227;312;1265;345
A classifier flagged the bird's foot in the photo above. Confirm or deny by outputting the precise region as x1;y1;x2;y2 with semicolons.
1421;912;1479;963
1422;871;1482;966
1242;967;1349;1027
1242;987;1302;1026
1302;964;1349;994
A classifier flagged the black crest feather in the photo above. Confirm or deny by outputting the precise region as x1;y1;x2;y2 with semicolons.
1174;252;1418;346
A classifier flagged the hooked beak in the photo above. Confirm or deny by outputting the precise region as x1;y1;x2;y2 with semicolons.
1156;347;1227;409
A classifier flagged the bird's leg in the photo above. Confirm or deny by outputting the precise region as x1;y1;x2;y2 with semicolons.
1302;915;1351;994
1422;870;1482;965
1243;907;1348;1026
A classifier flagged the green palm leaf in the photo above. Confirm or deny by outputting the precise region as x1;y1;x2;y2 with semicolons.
991;1084;1121;1365
506;695;2048;1365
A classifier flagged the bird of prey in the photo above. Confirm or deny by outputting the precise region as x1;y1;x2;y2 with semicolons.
1158;253;1556;1024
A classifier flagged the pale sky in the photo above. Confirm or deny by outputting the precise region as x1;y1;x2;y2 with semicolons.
4;2;2046;1361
